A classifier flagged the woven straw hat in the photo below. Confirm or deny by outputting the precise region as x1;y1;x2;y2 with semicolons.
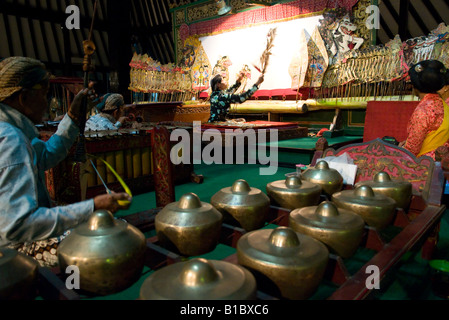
0;57;47;102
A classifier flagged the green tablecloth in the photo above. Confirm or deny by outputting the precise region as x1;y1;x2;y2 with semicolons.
269;136;364;150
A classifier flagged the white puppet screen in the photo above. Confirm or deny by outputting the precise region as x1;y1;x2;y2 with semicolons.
199;14;323;90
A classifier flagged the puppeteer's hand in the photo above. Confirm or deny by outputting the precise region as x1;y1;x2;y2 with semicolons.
236;71;245;83
68;81;98;124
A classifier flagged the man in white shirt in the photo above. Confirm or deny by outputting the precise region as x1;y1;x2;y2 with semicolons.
0;57;132;267
85;93;129;132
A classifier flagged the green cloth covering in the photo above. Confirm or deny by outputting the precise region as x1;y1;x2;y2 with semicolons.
267;136;364;150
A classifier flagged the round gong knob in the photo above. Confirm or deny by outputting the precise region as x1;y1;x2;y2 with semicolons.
180;258;219;287
316;201;340;218
374;171;391;183
231;179;251;194
178;193;202;209
87;209;115;230
354;185;375;198
269;227;300;248
285;176;302;189
316;160;329;170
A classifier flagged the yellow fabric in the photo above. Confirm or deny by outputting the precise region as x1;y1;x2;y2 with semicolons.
418;101;449;157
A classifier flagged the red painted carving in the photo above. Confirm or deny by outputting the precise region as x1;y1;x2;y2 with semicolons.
322;138;435;198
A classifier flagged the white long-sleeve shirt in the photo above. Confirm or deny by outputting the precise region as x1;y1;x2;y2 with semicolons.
0;103;94;247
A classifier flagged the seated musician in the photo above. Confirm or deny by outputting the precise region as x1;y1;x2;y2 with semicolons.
85;93;130;131
0;57;132;267
400;60;448;160
208;71;264;123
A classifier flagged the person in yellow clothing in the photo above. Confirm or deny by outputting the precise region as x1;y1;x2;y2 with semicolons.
400;60;448;160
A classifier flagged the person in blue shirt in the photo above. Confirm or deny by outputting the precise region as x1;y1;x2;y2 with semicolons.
0;57;131;267
85;93;130;132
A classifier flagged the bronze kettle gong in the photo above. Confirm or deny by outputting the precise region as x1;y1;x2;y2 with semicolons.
155;192;223;256
266;175;322;210
237;226;329;300
0;248;39;300
289;201;365;258
139;258;257;300
211;179;270;231
300;160;343;197
57;209;147;295
355;171;413;210
332;185;397;230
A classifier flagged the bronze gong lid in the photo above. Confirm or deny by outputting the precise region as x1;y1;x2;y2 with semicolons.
266;175;322;209
157;192;223;228
0;248;39;300
57;209;147;295
237;226;329;267
355;171;412;209
236;226;329;300
139;258;257;300
300;160;343;196
332;185;396;229
289;201;364;232
155;193;223;256
211;179;270;231
289;201;365;258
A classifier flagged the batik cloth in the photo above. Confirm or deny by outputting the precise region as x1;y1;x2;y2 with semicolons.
85;113;120;131
404;93;449;159
208;82;259;122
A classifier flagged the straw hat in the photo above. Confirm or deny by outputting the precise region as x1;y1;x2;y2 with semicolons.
102;93;124;112
0;57;47;102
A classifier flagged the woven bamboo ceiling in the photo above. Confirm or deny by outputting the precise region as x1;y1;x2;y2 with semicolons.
1;0;448;92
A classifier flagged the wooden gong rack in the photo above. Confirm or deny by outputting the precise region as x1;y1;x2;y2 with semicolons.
35;138;446;300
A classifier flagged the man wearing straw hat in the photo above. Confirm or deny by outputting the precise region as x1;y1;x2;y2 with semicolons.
0;57;132;267
85;93;129;132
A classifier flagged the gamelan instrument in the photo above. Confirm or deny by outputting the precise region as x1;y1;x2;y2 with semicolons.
0;248;39;300
139;258;257;300
355;171;413;210
300;160;343;197
332;185;397;230
266;175;321;210
155;193;223;256
57;209;146;295
289;201;365;258
236;226;329;300
210;179;270;231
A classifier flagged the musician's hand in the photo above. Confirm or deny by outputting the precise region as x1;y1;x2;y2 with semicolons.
117;116;128;125
93;192;133;213
68;81;97;124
